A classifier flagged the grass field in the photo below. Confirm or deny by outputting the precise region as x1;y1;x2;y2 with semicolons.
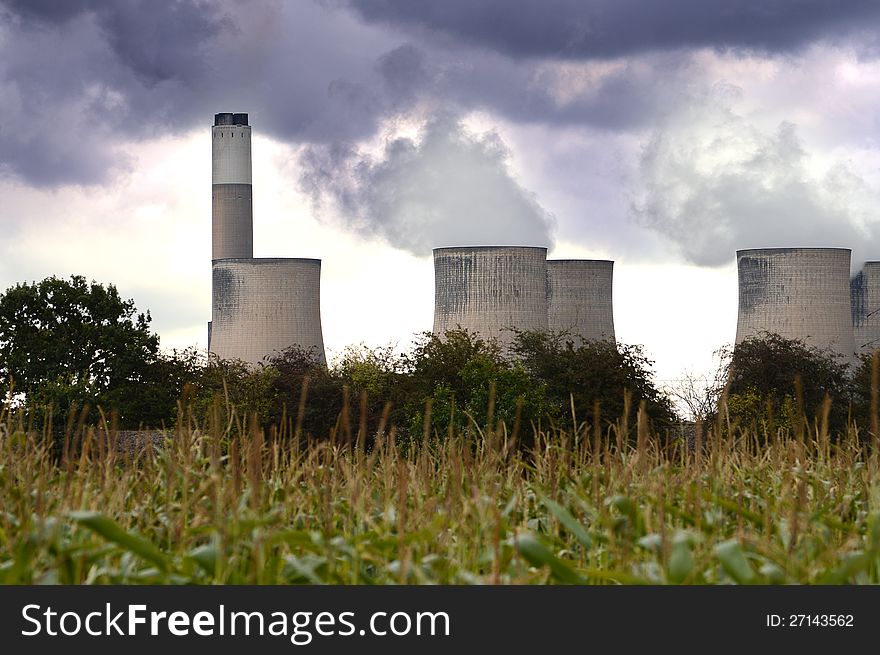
1;402;879;585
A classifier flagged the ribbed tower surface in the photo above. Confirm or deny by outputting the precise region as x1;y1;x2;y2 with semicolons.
546;259;615;342
210;258;326;365
851;261;880;354
735;248;855;360
433;246;549;349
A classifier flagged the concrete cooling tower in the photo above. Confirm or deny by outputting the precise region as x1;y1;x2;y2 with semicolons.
210;259;325;364
546;259;615;341
851;261;880;354
433;246;549;349
208;112;326;365
735;248;855;361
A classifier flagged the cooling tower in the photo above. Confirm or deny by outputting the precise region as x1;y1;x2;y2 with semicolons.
735;248;855;360
212;112;253;260
546;260;615;341
210;259;326;365
433;246;548;349
208;112;326;365
851;261;880;354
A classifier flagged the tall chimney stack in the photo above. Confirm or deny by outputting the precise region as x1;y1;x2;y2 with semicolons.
212;112;253;260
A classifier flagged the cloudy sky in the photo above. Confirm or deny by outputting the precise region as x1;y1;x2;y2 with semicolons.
1;0;879;389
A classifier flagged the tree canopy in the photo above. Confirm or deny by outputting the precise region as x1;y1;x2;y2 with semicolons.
720;333;852;438
0;275;162;426
511;330;677;437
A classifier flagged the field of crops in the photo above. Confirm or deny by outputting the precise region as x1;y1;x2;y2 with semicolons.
1;405;879;585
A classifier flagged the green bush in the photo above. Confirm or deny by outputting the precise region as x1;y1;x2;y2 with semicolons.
398;329;549;440
510;330;677;439
722;333;851;439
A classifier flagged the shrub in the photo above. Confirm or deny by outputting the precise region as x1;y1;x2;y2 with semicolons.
511;330;677;440
721;333;851;439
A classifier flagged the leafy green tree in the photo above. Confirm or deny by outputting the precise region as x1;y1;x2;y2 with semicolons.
264;345;338;439
334;344;402;400
722;333;851;438
333;344;406;441
510;330;677;439
843;350;880;444
399;329;548;440
0;275;161;428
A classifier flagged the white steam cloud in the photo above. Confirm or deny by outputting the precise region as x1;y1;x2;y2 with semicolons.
634;85;880;268
299;114;555;255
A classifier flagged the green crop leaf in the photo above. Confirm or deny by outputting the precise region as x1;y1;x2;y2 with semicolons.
758;562;785;584
609;495;635;518
714;539;756;585
817;552;868;584
667;533;694;584
516;532;585;584
187;544;218;576
637;534;662;552
537;492;592;550
70;511;169;572
869;513;880;553
283;554;327;584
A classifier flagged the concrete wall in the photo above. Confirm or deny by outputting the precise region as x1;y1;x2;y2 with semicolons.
546;259;615;341
433;246;548;349
851;261;880;353
735;248;855;360
210;258;326;365
212;116;253;260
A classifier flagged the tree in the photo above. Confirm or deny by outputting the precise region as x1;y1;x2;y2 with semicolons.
722;333;852;438
264;344;338;439
333;343;407;441
843;350;880;444
0;275;160;428
510;330;677;439
174;352;281;432
399;329;548;440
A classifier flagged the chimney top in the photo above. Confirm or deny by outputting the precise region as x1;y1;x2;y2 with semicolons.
214;112;248;126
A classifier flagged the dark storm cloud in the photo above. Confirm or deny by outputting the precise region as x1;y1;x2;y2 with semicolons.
3;0;226;83
376;43;429;105
0;0;395;186
2;0;85;22
0;0;809;189
436;49;696;131
96;1;228;85
0;0;229;186
5;0;856;190
347;0;880;59
3;0;878;268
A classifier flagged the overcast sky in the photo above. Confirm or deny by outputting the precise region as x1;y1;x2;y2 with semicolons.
1;0;879;389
